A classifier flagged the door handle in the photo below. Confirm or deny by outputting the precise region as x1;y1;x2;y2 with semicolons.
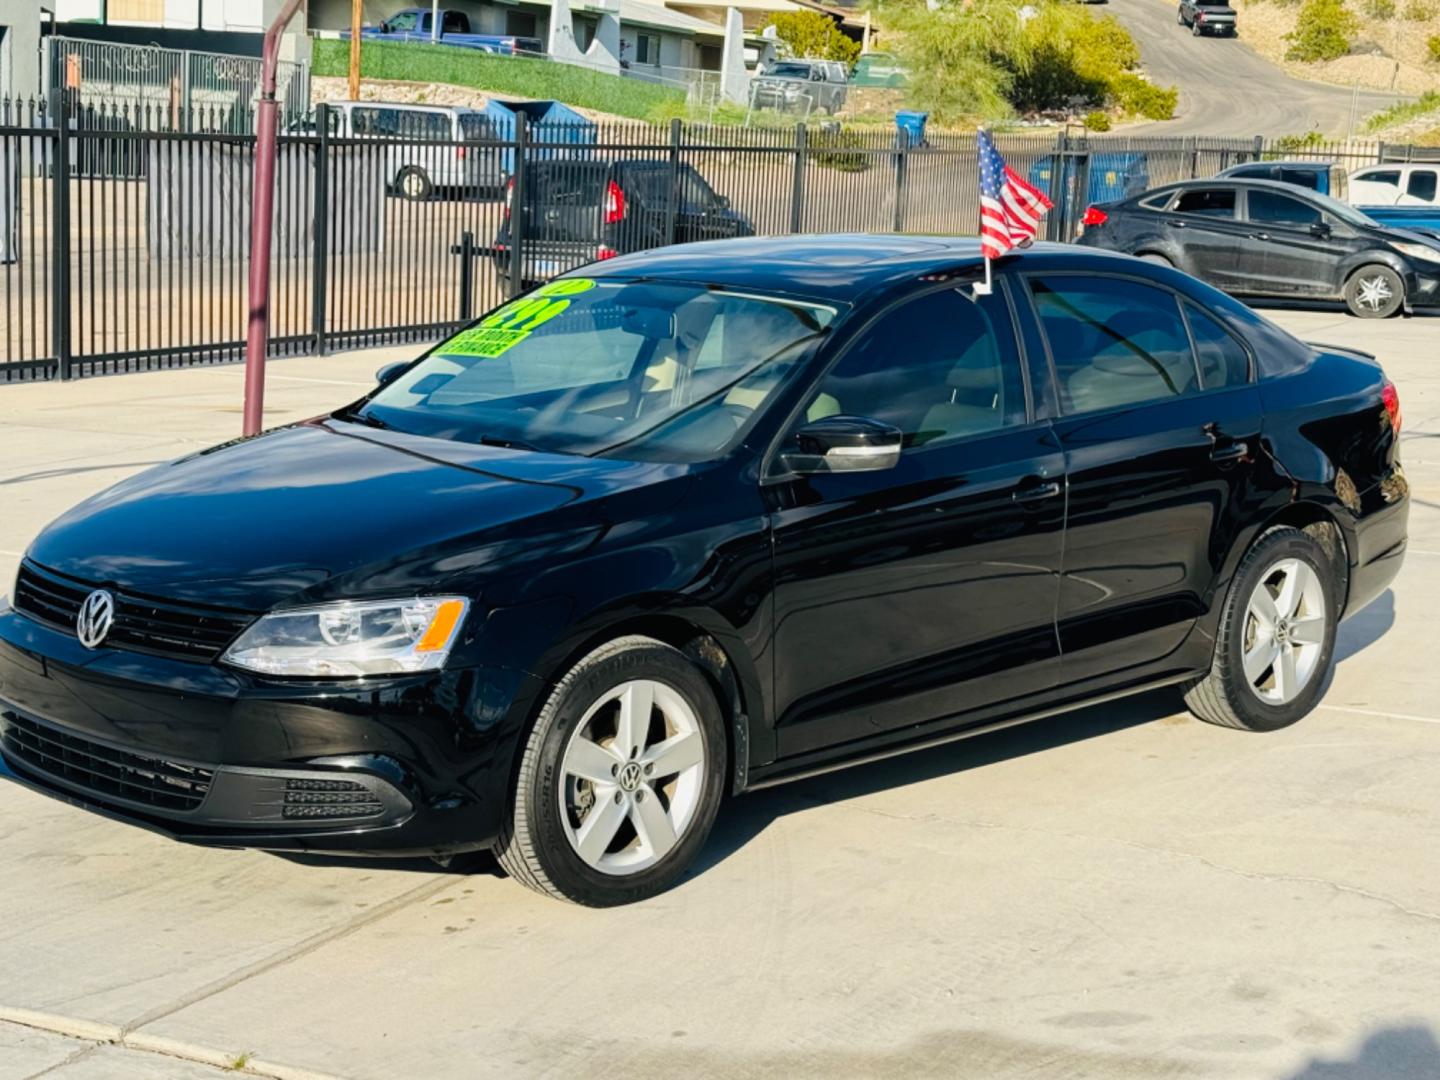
1166;219;1187;228
1012;480;1062;504
1250;232;1271;241
1208;442;1248;463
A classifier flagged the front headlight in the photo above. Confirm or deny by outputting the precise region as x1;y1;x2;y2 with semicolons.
222;596;470;677
1391;241;1440;264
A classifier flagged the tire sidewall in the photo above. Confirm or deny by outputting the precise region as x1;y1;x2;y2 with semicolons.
1219;530;1339;731
522;642;727;905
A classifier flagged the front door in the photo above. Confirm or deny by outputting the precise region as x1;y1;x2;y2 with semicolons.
1242;188;1344;297
767;282;1065;757
1022;272;1263;686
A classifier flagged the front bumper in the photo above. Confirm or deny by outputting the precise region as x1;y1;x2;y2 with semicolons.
0;606;542;857
1406;265;1440;310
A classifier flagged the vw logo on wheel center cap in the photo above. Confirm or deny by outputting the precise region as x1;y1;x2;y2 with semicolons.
617;761;644;792
76;589;116;650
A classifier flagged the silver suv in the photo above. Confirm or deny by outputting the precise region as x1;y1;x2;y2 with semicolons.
750;59;849;116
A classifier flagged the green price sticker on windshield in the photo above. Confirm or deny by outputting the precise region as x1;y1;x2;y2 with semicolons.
438;278;596;358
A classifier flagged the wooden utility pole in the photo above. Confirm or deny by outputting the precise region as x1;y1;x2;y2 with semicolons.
349;0;362;100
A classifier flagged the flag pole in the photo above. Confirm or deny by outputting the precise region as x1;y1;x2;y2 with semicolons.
974;254;993;296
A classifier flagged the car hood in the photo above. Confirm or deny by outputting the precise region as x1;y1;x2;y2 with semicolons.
26;418;684;611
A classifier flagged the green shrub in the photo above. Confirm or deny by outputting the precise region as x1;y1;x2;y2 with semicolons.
1430;35;1440;60
1362;0;1395;17
1084;109;1112;131
1270;129;1326;152
311;39;684;122
806;125;870;171
764;11;861;64
1285;0;1359;61
1109;73;1179;119
1363;88;1440;129
1403;0;1436;18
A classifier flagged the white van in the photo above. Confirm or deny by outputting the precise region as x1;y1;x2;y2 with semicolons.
1347;163;1440;208
316;101;507;200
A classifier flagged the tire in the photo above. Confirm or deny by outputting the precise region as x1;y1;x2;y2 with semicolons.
1178;8;1187;23
1139;252;1174;266
1343;264;1404;318
1183;525;1342;732
494;636;728;905
396;166;433;202
1192;19;1204;34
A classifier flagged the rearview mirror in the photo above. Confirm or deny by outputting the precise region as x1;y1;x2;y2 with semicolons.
375;361;409;385
779;415;903;476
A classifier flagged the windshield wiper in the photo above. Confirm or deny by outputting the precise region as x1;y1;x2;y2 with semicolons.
342;408;389;430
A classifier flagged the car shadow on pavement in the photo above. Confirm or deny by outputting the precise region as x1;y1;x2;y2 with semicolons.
1284;1022;1440;1078
1334;588;1394;665
691;686;1182;880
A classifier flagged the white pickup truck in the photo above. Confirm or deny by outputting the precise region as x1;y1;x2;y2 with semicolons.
1348;163;1440;207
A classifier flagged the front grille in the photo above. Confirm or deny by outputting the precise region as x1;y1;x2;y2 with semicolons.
13;561;254;663
0;710;214;812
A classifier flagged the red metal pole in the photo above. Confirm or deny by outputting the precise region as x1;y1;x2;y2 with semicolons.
243;0;306;437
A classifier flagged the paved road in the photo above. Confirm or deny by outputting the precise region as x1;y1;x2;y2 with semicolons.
1104;0;1408;137
0;310;1438;1079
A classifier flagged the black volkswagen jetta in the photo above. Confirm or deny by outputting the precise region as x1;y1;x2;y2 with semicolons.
0;236;1409;906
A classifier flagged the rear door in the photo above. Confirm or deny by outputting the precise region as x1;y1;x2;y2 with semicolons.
1021;272;1263;685
767;282;1065;756
1242;188;1344;296
1164;187;1255;289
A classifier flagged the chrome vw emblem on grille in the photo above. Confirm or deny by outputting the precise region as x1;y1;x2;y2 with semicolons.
76;589;116;649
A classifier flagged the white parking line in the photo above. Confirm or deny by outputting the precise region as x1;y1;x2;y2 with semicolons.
1319;704;1440;726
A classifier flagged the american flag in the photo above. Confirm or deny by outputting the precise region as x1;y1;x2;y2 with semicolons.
978;129;1053;261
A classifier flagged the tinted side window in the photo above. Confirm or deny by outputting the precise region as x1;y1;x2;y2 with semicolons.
1247;190;1322;227
1356;169;1400;188
1174;189;1236;217
806;289;1025;448
1408;170;1438;202
1029;276;1198;415
1184;303;1251;389
1277;168;1322;190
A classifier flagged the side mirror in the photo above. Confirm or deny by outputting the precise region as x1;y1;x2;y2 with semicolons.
715;194;731;210
779;415;903;476
375;361;409;385
1310;221;1332;239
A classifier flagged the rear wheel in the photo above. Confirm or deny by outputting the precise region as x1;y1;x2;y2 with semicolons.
1192;19;1204;34
1344;264;1404;318
1139;252;1174;267
1183;526;1340;732
495;636;728;905
396;166;433;201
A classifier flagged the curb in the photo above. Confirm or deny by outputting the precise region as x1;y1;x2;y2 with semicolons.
0;1007;343;1080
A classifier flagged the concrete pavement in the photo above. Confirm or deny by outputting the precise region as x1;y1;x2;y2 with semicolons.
0;310;1438;1080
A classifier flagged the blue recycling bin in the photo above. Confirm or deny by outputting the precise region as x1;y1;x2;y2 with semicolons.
895;111;929;148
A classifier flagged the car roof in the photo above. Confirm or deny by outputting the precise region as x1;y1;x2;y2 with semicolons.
1144;177;1327;199
1218;160;1332;172
579;234;1139;303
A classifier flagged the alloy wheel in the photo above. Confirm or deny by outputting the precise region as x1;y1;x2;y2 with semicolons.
1241;558;1327;706
558;679;706;875
1355;274;1394;312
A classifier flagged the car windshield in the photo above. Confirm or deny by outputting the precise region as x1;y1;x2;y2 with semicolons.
768;63;811;78
356;279;839;463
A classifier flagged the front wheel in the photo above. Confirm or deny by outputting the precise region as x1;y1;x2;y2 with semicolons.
1178;8;1187;23
1139;252;1174;267
1344;264;1404;318
495;636;728;905
1183;525;1341;731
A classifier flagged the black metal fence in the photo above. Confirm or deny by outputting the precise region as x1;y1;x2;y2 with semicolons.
2;95;1433;384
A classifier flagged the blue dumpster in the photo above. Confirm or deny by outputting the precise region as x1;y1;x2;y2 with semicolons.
1029;151;1150;218
895;110;929;148
483;99;596;174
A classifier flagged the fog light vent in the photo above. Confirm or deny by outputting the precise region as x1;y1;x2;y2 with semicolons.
286;777;365;793
283;802;385;819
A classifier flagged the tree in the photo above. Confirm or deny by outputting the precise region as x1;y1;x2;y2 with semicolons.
764;11;862;64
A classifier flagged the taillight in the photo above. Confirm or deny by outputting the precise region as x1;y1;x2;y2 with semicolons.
1081;205;1108;227
596;245;619;260
456;146;466;159
604;180;626;224
503;177;514;222
1382;379;1401;434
